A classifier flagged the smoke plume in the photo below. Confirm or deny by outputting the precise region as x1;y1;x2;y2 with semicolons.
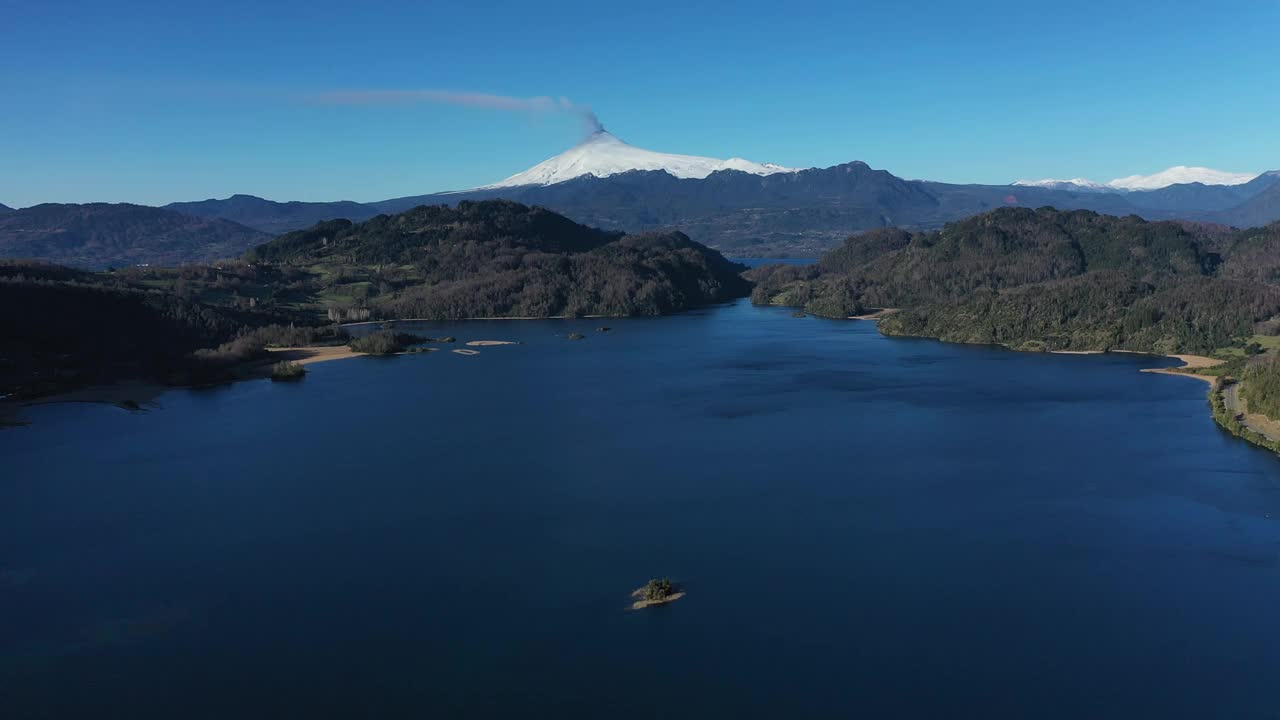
311;90;602;134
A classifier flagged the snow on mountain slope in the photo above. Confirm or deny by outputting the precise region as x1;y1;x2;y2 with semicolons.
480;130;795;188
1013;166;1260;192
1012;178;1116;193
1107;166;1258;190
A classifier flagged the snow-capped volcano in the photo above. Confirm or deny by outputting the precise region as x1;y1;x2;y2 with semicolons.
1014;166;1260;193
481;130;795;188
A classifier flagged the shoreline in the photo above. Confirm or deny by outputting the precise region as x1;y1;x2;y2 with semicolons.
2;380;173;428
3;337;512;426
870;320;1262;449
1225;382;1280;442
4;300;1259;451
1212;380;1280;452
341;314;613;328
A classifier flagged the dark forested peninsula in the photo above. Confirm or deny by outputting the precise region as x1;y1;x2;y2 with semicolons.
0;201;748;401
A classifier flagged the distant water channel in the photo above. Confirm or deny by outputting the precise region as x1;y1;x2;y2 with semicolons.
3;298;1279;718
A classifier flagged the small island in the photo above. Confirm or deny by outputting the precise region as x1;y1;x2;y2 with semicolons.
630;578;685;610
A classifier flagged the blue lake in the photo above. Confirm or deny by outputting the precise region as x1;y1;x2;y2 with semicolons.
3;299;1279;718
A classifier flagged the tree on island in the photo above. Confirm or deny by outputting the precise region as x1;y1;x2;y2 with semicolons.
643;578;676;602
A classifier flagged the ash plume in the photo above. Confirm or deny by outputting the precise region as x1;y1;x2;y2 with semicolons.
311;90;602;134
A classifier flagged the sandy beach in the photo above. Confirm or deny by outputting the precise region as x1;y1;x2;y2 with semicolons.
1138;353;1222;384
267;346;367;365
1042;348;1222;383
1165;354;1223;369
849;308;898;321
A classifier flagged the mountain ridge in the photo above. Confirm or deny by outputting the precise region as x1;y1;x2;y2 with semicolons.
5;147;1280;266
1212;180;1280;229
166;194;380;234
1014;166;1261;193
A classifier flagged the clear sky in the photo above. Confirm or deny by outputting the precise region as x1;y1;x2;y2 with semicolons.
2;0;1278;207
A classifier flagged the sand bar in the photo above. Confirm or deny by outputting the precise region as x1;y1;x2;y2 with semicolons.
465;340;518;346
849;308;899;320
1138;353;1222;384
630;589;686;610
1166;354;1222;369
341;314;611;328
267;346;364;365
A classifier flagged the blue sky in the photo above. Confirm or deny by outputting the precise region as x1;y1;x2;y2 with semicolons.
2;0;1278;207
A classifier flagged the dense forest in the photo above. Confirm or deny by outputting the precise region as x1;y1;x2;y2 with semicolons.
245;200;751;320
750;208;1280;355
0;261;340;398
1242;356;1280;420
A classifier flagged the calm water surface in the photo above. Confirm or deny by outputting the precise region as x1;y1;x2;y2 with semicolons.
3;299;1279;718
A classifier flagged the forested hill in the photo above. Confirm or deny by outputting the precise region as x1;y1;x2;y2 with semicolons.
0;203;270;269
246;200;751;319
750;207;1280;354
1214;181;1280;230
249;200;622;264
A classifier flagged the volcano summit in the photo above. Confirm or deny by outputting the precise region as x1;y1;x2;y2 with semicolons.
481;130;796;188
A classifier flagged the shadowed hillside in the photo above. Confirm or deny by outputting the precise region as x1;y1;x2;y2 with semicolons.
0;203;270;269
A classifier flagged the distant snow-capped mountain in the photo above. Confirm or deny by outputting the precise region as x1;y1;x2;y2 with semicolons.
1012;178;1117;193
1107;166;1258;191
480;130;795;188
1014;166;1260;193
